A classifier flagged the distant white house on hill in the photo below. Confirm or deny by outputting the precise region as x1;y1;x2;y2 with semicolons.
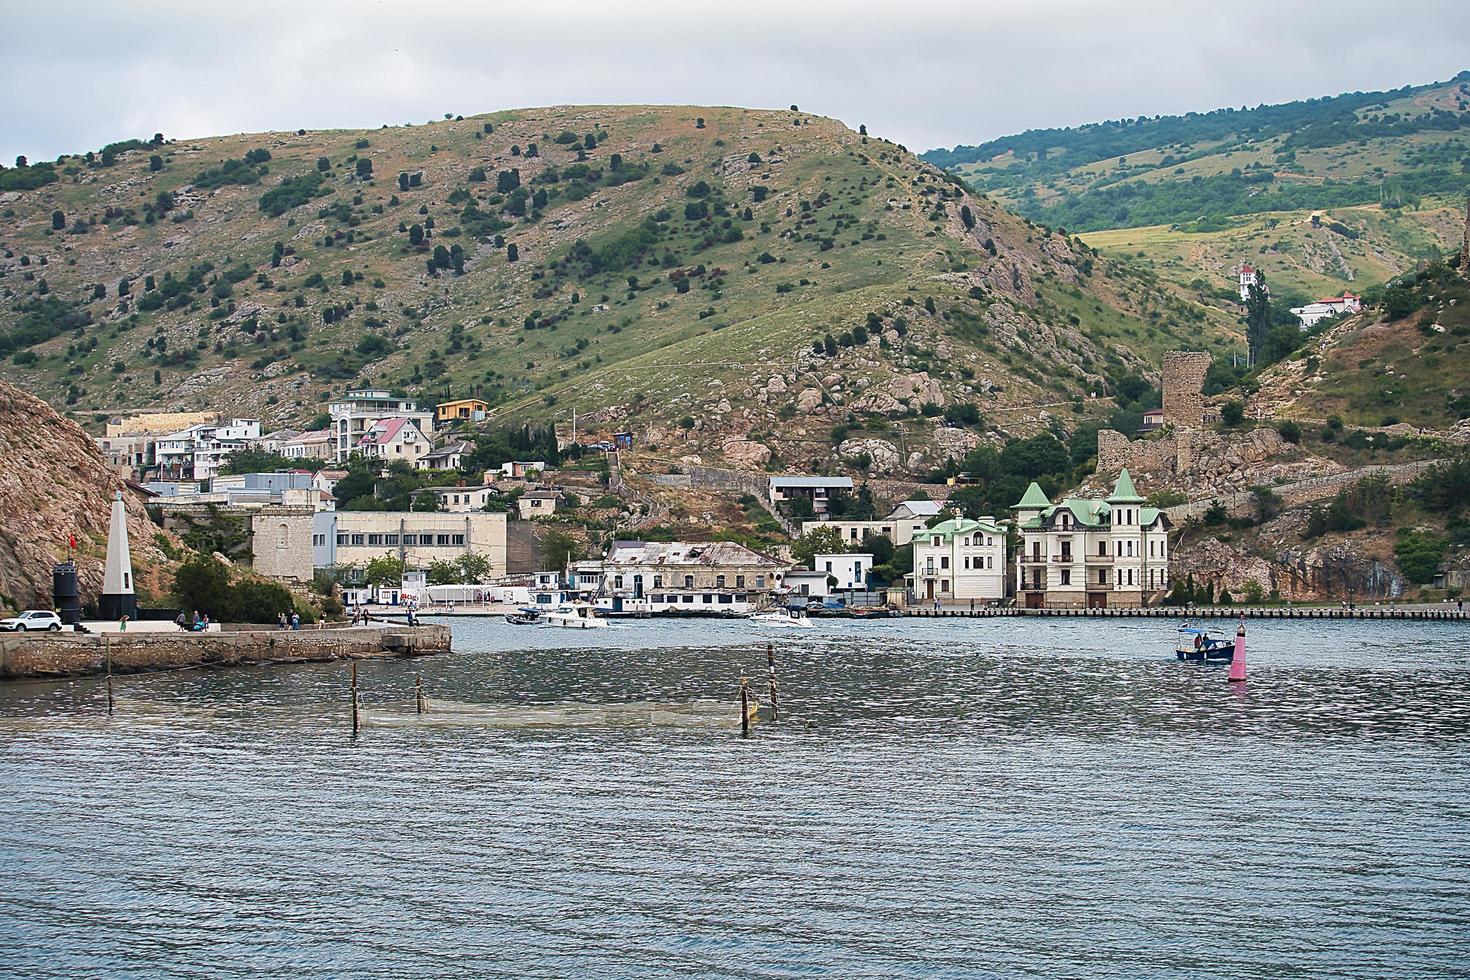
1290;293;1361;330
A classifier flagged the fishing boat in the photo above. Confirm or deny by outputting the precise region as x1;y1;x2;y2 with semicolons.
1175;625;1234;662
751;608;814;629
504;607;543;626
543;602;608;629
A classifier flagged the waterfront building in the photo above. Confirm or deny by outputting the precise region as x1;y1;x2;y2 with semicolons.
487;460;548;481
250;509;507;583
1011;469;1171;609
568;540;786;614
812;552;872;592
328;389;434;462
911;517;1006;604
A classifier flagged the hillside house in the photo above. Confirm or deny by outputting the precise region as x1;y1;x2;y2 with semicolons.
435;398;489;425
799;498;941;547
417;485;497;513
1290;293;1361;330
329;389;434;462
418;440;474;472
355;417;430;466
516;490;562;519
769;475;854;515
281;429;333;460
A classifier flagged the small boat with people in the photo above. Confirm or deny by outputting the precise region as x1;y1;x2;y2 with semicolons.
504;607;543;626
1175;625;1235;662
751;608;815;629
542;602;609;629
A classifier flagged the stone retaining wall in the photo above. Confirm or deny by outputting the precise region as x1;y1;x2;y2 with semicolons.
0;624;452;679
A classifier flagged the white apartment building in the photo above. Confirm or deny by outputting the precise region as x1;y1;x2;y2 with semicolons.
328;388;435;462
281;429;333;460
812;553;873;591
250;510;508;582
800;499;942;547
769;475;853;515
418;485;498;513
911;517;1006;603
1011;470;1171;610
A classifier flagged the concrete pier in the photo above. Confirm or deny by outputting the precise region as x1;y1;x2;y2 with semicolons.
900;606;1469;622
0;623;451;679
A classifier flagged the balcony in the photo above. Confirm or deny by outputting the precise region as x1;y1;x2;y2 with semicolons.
1019;554;1048;565
1085;552;1112;564
1051;554;1075;563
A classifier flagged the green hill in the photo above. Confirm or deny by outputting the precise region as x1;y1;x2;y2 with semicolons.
923;73;1470;346
0;105;1231;472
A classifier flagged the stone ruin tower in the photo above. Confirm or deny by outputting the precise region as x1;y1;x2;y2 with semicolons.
1161;351;1212;428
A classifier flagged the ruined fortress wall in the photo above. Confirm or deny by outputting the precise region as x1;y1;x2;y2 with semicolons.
1161;351;1211;428
1098;429;1176;473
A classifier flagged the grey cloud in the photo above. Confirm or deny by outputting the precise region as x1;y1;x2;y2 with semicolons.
2;0;1467;163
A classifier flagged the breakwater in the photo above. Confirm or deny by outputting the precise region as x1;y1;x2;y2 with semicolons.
905;606;1468;621
0;623;451;679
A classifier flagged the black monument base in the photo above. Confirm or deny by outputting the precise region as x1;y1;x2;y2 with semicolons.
97;593;138;622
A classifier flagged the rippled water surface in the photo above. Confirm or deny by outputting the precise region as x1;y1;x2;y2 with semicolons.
2;616;1468;978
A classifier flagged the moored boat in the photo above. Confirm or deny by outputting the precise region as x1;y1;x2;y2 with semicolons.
504;607;543;625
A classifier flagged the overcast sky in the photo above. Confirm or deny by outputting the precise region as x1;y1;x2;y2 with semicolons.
3;0;1468;164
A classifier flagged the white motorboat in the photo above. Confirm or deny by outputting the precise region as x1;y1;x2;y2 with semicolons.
750;609;814;628
542;602;608;629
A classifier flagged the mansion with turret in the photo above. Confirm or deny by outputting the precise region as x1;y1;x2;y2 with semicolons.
1011;469;1172;609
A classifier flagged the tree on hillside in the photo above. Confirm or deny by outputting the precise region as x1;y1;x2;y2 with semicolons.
355;158;373;179
542;530;579;571
1244;269;1271;366
51;210;64;230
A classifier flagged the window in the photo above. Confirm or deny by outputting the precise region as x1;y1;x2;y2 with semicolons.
368;534;384;547
716;575;726;588
718;594;732;604
123;572;130;590
1098;541;1107;556
735;575;745;588
932;536;941;547
1060;569;1071;586
940;557;950;570
653;575;663;588
337;534;349;546
1098;569;1108;585
614;576;624;589
451;534;465;546
941;579;950;594
681;594;694;603
702;594;713;604
278;523;289;548
755;576;765;588
385;534;399;546
351;534;365;547
684;575;694;589
436;534;452;546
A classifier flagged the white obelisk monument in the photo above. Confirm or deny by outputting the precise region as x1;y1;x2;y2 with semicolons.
98;490;137;621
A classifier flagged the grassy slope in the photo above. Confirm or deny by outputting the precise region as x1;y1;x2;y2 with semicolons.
0;105;1233;470
936;79;1469;306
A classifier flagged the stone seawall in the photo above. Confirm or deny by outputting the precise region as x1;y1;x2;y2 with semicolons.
0;624;452;679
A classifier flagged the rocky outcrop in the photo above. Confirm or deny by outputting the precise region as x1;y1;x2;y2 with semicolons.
0;381;178;612
720;438;772;469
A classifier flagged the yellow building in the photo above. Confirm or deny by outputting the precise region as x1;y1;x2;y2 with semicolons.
435;399;489;425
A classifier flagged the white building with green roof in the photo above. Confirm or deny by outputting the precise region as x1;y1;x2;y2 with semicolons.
911;516;1007;604
1011;469;1172;609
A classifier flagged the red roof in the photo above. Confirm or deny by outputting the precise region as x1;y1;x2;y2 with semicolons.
1240;264;1255;274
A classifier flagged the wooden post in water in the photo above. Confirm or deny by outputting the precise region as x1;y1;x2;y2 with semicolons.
766;643;779;721
351;660;360;734
739;676;750;738
104;635;114;717
416;673;425;715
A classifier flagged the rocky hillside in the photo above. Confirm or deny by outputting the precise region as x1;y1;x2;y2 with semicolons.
0;380;177;613
0;105;1235;472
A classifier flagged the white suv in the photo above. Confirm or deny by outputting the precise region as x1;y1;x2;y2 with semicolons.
0;610;63;632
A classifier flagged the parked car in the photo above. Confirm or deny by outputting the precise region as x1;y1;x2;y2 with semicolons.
0;610;63;632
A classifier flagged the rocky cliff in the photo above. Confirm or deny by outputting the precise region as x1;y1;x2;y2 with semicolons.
0;380;177;613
